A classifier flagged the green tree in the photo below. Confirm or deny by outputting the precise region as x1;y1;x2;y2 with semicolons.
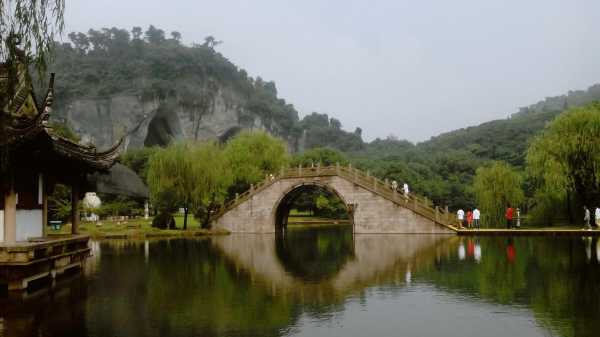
121;147;159;183
527;103;600;222
147;142;196;229
223;131;290;188
472;161;524;227
190;141;232;228
291;147;349;167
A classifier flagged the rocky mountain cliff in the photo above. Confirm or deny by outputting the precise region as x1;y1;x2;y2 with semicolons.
60;87;284;150
48;27;307;151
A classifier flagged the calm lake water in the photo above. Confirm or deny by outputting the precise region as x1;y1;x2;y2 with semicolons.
1;226;600;337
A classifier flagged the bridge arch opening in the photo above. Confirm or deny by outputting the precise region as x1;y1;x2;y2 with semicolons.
273;183;353;231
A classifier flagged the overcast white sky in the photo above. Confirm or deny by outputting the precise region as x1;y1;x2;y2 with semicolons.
65;0;600;142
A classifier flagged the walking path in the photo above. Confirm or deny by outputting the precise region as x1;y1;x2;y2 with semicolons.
456;228;600;236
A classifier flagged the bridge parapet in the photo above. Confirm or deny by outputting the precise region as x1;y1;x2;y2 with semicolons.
211;165;456;231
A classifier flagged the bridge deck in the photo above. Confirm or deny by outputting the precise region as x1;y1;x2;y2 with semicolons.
211;165;457;231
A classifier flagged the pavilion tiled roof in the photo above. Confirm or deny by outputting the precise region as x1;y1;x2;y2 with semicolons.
1;62;122;171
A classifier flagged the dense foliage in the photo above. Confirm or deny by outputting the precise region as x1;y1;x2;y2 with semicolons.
526;103;600;224
472;161;524;227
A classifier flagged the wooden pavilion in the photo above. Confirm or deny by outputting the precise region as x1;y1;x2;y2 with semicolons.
0;57;122;291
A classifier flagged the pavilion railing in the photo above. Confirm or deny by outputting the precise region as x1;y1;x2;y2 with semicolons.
210;164;456;230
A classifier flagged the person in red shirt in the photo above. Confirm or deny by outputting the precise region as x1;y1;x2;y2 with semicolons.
466;210;473;229
505;206;514;229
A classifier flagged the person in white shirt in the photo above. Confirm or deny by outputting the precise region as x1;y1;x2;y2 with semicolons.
456;209;465;229
403;183;409;198
473;208;481;229
391;180;398;192
584;206;591;230
595;207;600;228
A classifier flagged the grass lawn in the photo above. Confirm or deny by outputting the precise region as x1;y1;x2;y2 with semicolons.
48;214;226;239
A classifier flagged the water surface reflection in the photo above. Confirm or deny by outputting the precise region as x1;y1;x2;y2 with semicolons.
1;227;599;337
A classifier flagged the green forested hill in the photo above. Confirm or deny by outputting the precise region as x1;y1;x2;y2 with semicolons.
350;85;600;209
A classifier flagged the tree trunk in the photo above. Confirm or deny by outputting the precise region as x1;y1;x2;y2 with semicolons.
566;191;574;225
183;207;188;230
202;194;216;229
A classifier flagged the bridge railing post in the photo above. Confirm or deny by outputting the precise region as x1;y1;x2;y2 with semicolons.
435;206;439;221
373;176;377;190
354;168;358;182
298;164;302;176
316;162;320;175
280;166;285;177
336;162;340;175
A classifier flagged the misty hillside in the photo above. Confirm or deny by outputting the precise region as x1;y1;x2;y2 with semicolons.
48;26;362;151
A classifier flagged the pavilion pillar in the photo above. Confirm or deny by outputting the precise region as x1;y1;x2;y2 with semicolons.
41;175;48;237
4;183;17;243
71;182;80;235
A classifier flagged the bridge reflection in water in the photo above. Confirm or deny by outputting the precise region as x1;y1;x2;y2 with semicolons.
211;226;458;299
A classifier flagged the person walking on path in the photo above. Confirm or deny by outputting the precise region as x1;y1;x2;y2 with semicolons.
456;209;465;229
584;206;591;230
595;207;600;228
403;183;409;199
466;210;473;229
505;206;514;229
473;208;481;229
515;208;521;228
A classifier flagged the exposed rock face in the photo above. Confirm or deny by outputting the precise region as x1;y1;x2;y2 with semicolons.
58;86;293;151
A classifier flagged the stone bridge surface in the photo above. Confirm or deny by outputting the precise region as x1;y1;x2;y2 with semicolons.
211;166;456;234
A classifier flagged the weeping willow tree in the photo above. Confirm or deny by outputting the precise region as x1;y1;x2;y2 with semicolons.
472;161;524;227
526;103;600;224
223;130;290;192
147;141;233;229
147;142;196;229
190;142;232;228
1;0;64;104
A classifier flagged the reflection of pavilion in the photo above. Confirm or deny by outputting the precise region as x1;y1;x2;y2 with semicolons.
211;231;458;301
0;54;121;291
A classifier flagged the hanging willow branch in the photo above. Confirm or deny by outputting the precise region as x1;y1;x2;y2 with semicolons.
1;0;65;110
1;1;64;173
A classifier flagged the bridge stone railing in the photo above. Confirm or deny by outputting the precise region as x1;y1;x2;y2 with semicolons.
210;164;456;230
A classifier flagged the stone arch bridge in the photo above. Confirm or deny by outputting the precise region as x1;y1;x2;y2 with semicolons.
211;165;456;234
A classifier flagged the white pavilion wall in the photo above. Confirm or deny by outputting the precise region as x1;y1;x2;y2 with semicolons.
16;210;42;241
0;210;4;242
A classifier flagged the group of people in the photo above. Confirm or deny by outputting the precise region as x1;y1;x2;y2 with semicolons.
456;208;481;229
390;180;409;198
583;206;600;230
457;206;520;229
